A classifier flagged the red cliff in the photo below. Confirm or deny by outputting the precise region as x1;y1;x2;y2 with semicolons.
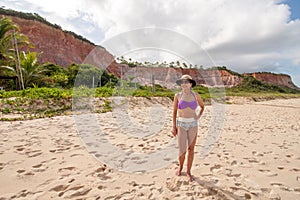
2;15;96;67
244;73;299;90
2;13;298;90
106;65;243;88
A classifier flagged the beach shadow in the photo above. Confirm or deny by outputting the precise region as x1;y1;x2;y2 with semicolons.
193;177;244;200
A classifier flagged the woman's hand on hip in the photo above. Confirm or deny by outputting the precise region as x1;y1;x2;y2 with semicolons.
194;113;201;120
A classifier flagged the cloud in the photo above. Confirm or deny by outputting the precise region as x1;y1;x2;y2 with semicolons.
87;0;300;86
2;0;101;42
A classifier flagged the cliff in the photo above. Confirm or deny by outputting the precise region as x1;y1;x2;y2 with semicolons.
1;14;96;67
106;65;243;88
244;73;299;90
1;11;298;90
108;63;299;90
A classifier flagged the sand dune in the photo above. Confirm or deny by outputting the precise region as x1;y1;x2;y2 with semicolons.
0;97;299;199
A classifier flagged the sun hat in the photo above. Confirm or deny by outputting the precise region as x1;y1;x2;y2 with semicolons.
176;74;196;87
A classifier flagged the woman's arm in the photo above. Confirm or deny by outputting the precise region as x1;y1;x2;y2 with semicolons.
195;93;205;120
172;93;178;136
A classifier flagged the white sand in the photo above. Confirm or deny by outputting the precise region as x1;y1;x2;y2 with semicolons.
0;97;299;199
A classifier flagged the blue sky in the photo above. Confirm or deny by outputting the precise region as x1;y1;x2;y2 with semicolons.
1;0;300;87
285;0;300;20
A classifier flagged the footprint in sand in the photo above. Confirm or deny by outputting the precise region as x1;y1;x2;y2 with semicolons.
24;171;35;176
89;166;112;181
14;145;25;152
32;164;42;168
63;185;92;198
97;185;106;190
252;151;264;157
235;182;242;186
59;166;76;172
227;172;241;178
286;154;293;158
277;166;284;170
210;164;222;172
25;149;43;158
242;156;259;164
270;182;284;187
16;169;26;173
70;153;84;157
270;182;292;192
0;163;5;170
57;166;77;177
165;177;186;192
128;181;139;187
290;168;300;172
32;163;47;172
16;147;25;151
50;184;69;192
258;169;278;177
16;189;31;198
50;184;92;198
230;160;238;166
68;178;75;183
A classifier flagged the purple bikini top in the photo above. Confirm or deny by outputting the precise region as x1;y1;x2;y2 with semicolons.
177;92;198;110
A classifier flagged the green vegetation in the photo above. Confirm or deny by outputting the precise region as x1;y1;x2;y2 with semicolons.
0;87;72;120
0;87;71;99
227;76;300;95
0;15;120;120
225;76;300;101
1;75;300;121
0;16;31;90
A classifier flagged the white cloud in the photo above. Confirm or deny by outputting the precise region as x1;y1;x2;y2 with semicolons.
87;0;300;86
24;0;83;18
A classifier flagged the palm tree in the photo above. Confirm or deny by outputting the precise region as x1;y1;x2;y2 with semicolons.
0;17;31;89
20;51;48;88
3;51;47;88
0;17;30;65
0;17;17;62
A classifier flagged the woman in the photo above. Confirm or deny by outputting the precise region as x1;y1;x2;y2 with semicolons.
171;74;205;181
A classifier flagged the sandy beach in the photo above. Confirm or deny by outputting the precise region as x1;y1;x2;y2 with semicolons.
0;97;299;199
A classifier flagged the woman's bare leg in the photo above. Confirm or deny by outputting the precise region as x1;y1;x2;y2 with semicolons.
186;126;197;181
177;126;187;176
177;153;185;176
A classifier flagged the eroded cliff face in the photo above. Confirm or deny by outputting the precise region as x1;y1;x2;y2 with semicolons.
245;73;299;90
4;15;298;89
106;65;243;88
3;15;96;67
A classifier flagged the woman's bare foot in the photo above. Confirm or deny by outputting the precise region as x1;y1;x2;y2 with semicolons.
187;173;194;182
175;168;182;176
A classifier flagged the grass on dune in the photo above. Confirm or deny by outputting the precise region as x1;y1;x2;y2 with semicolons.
0;78;299;120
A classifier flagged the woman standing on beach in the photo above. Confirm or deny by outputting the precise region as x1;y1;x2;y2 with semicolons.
171;75;205;181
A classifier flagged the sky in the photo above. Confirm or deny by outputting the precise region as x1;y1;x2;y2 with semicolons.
1;0;300;87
